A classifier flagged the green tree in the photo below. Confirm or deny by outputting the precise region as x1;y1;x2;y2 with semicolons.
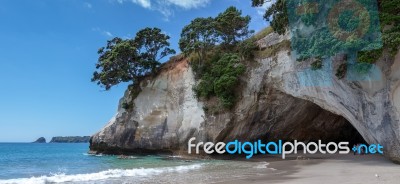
92;38;143;90
379;0;400;55
179;17;218;62
178;7;254;110
92;28;175;90
215;6;254;45
134;27;176;71
356;0;400;62
252;0;288;35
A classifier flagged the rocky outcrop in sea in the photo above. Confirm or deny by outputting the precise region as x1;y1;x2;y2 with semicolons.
50;136;90;143
33;137;46;143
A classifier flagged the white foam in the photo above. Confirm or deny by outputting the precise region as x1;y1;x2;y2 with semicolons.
0;164;203;184
168;155;182;158
253;161;269;169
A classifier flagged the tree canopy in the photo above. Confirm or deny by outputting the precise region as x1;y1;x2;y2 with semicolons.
252;0;288;35
215;6;253;45
179;6;253;57
379;0;400;55
92;27;175;90
252;0;400;59
179;17;218;61
134;27;176;65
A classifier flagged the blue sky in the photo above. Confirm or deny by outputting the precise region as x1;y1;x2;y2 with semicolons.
0;0;269;142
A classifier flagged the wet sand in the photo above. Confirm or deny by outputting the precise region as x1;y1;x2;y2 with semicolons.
217;154;400;184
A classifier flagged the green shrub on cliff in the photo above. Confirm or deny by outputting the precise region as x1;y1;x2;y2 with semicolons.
357;0;400;63
311;57;323;70
194;53;245;109
253;0;400;73
236;38;259;60
180;6;256;110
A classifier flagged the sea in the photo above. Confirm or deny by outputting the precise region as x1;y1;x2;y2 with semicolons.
0;143;275;184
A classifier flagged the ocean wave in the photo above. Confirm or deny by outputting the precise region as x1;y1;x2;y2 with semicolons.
0;164;203;184
82;153;104;157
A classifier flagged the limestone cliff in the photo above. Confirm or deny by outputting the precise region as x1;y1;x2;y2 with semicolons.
90;31;400;162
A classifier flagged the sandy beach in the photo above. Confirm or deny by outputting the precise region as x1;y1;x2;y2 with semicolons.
218;154;400;184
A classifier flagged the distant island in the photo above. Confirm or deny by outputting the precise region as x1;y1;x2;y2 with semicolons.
49;136;90;143
32;137;46;143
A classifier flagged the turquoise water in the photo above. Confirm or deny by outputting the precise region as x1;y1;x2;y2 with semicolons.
0;143;274;184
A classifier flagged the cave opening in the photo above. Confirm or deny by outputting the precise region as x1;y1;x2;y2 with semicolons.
261;101;368;147
211;90;369;158
221;91;369;149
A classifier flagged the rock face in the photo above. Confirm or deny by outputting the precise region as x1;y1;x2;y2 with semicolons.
90;31;400;162
90;60;206;154
50;136;90;143
33;137;46;143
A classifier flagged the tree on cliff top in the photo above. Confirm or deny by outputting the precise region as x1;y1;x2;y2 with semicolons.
134;28;176;70
179;7;253;55
252;0;400;54
215;6;253;45
91;27;175;90
252;0;288;35
179;17;218;62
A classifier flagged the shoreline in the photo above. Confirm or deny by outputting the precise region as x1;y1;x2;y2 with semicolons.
216;153;400;184
2;145;399;184
87;150;400;183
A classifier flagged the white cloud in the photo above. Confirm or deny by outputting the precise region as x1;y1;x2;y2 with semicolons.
164;0;210;9
132;0;151;8
92;27;114;37
122;33;133;39
91;27;100;32
115;0;211;20
256;0;274;16
154;4;174;21
84;2;92;9
104;31;113;37
117;0;151;8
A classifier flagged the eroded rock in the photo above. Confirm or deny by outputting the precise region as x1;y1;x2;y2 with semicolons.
90;32;400;163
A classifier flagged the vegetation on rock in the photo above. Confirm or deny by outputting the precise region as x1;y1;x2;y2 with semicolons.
358;0;400;62
91;6;258;112
252;0;288;35
180;6;257;110
311;57;323;70
193;53;245;108
92;27;175;90
252;0;400;76
179;17;217;65
214;6;254;45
